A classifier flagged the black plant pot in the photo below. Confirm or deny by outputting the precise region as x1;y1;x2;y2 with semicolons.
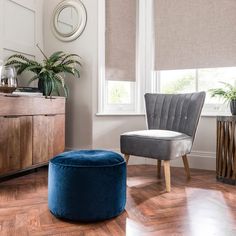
230;100;236;115
38;79;44;94
38;79;52;96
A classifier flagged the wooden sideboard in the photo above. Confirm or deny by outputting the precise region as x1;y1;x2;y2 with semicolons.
0;95;65;177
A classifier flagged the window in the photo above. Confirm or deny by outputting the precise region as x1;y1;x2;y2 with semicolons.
98;0;139;114
160;70;196;94
104;80;136;113
98;0;236;115
155;67;236;114
198;67;236;105
107;81;133;105
98;0;152;114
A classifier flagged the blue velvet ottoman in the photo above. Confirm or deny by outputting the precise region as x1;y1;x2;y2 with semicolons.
48;150;126;222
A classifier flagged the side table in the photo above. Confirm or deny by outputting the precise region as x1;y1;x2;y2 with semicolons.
216;116;236;185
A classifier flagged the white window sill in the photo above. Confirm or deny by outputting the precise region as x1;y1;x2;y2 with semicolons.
96;112;145;116
201;112;231;117
96;112;232;117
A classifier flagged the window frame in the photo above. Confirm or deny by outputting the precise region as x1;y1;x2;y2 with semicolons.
154;68;231;115
97;0;154;115
97;0;231;116
98;0;138;114
104;80;136;113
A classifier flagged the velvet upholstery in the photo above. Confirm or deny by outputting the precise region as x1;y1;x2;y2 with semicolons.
48;150;126;222
120;92;205;160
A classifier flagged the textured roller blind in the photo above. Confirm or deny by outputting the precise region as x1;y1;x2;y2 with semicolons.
154;0;236;70
105;0;137;81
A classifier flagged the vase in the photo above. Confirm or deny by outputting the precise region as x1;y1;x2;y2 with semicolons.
0;65;17;93
230;100;236;115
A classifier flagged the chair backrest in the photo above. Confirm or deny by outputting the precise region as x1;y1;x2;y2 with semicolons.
145;92;206;138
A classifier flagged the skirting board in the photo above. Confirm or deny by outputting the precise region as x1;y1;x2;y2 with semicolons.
114;149;216;171
65;147;216;171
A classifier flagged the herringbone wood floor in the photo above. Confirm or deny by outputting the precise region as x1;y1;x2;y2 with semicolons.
0;165;236;236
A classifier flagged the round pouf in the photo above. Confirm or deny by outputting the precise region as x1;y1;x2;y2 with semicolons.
48;150;126;222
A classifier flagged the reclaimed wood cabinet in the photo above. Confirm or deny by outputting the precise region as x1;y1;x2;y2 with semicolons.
0;94;65;177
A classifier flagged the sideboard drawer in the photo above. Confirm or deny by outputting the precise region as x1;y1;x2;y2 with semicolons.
0;95;65;116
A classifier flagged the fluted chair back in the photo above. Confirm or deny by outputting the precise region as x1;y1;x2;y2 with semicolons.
145;92;206;139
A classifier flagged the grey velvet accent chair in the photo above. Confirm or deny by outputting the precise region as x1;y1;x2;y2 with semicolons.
120;92;206;192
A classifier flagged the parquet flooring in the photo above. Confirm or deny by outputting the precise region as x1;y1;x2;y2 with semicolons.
0;165;236;236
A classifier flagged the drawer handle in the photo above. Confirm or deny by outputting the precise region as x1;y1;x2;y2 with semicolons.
4;115;20;118
44;114;56;117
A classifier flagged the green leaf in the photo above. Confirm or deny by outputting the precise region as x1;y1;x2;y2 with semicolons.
60;53;81;64
7;54;31;63
17;64;31;75
53;74;68;97
24;65;42;73
5;50;82;97
219;82;234;90
28;75;39;85
44;76;49;97
74;68;80;78
62;59;82;67
64;83;69;97
52;77;60;96
209;82;236;102
5;60;25;66
48;51;65;65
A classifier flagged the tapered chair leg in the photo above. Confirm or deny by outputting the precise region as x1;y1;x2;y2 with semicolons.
157;160;162;179
163;160;171;192
182;155;191;180
124;154;130;164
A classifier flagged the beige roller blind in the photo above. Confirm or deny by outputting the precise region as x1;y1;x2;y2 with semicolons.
154;0;236;70
105;0;137;81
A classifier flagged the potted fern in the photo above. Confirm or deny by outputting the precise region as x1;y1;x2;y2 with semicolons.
209;82;236;115
5;45;81;97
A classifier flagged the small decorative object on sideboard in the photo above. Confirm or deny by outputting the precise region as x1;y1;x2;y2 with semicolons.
209;82;236;115
0;65;17;93
216;116;236;185
13;87;43;97
5;44;81;97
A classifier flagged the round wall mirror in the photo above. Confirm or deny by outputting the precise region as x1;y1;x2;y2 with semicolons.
52;0;87;42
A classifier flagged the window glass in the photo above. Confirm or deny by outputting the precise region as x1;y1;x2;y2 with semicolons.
160;69;196;94
198;67;236;104
107;81;133;105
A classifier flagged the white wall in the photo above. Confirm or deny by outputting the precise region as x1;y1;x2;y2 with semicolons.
43;0;96;150
43;0;217;170
0;0;44;86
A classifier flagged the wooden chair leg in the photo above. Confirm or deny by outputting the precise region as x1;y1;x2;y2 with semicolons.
157;160;162;179
163;160;171;192
124;154;130;164
182;155;191;180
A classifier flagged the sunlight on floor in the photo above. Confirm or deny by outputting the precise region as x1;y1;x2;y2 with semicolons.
186;188;235;236
125;218;149;236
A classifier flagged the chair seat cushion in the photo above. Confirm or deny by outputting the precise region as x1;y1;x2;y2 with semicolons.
120;130;192;160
